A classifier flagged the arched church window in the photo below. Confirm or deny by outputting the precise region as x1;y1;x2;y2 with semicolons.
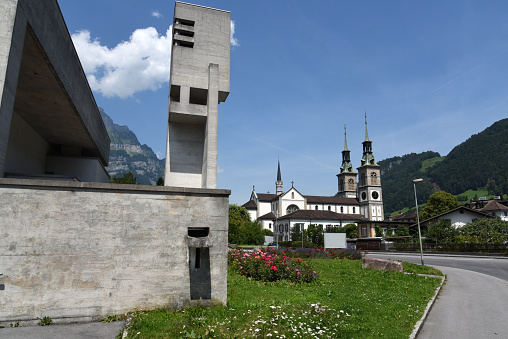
341;206;344;213
315;205;318;210
291;192;295;199
328;206;331;211
286;204;299;214
353;207;356;213
269;223;272;229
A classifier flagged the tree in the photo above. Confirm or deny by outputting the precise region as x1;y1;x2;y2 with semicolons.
304;224;324;247
110;171;137;184
459;217;508;243
261;229;273;236
342;223;358;239
228;204;264;245
420;191;461;220
394;225;410;237
374;225;383;237
424;219;458;243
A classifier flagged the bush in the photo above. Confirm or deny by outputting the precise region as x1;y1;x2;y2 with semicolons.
228;248;318;283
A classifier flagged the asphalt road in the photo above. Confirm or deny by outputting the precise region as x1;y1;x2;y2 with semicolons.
366;252;508;281
367;252;508;339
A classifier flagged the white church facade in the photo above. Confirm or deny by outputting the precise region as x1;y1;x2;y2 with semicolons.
242;118;384;241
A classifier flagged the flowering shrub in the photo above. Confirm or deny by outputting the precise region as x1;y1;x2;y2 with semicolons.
228;248;318;283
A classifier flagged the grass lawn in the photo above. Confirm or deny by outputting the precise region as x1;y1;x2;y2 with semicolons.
121;259;442;338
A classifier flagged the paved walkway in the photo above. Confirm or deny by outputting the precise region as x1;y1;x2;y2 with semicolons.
0;320;125;339
418;265;508;339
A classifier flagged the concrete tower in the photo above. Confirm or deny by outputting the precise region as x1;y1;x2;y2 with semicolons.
165;2;231;188
336;124;357;198
357;112;384;221
276;159;283;195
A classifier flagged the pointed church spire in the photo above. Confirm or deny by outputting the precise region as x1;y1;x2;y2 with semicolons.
277;158;282;182
340;123;354;174
276;158;283;195
344;123;349;151
360;110;377;167
364;110;370;141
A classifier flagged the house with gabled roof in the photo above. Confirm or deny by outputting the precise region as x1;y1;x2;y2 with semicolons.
480;200;508;221
411;205;492;229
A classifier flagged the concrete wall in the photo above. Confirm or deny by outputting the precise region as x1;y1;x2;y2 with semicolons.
45;155;110;182
0;179;230;324
4;110;49;174
0;0;110;177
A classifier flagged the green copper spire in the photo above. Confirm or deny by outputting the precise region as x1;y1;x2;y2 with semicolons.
344;123;348;151
364;110;370;141
340;123;355;173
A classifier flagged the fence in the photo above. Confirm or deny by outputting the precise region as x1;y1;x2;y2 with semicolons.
394;242;508;254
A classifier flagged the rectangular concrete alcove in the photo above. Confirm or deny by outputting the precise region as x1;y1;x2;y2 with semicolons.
187;227;212;300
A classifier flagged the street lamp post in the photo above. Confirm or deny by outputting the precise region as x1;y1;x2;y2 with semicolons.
413;178;424;265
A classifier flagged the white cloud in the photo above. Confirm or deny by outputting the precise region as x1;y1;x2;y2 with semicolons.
71;27;172;98
230;21;239;47
152;10;163;19
72;19;238;99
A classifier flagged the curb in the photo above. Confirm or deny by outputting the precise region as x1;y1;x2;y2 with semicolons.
409;274;446;339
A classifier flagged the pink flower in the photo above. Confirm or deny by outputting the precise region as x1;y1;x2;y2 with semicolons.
297;272;301;276
271;266;278;271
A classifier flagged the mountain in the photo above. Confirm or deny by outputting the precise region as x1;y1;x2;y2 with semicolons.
427;118;508;196
379;151;439;215
380;118;508;215
100;108;165;185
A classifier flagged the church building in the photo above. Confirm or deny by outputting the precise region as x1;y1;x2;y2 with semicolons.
242;116;384;240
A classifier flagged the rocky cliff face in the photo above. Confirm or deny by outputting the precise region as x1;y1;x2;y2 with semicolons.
100;108;165;185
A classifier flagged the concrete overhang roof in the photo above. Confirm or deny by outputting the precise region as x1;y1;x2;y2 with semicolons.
13;24;109;165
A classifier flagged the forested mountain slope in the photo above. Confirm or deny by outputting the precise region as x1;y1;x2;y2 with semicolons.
427;118;508;196
379;152;438;214
380;118;508;215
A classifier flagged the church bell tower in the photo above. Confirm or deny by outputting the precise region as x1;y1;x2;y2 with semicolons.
357;112;384;221
337;124;357;198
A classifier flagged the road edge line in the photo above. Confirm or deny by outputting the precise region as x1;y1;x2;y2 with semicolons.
409;274;445;339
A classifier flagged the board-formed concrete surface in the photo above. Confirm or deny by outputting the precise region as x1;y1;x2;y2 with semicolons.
0;179;230;324
165;2;230;189
0;0;109;180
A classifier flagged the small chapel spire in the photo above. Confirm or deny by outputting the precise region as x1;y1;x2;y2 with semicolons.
276;158;283;195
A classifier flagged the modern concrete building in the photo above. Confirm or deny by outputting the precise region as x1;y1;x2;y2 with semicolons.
165;2;231;189
0;0;231;325
0;0;110;182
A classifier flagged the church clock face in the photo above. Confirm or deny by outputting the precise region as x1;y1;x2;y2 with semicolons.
372;191;379;200
361;192;367;200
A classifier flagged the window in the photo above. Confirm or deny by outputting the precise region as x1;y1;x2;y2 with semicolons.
328;206;331;211
285;224;289;232
315;205;318;210
269;223;272;229
189;87;208;105
362;226;367;237
291;192;295;199
340;206;344;213
286;204;299;214
353;207;356;213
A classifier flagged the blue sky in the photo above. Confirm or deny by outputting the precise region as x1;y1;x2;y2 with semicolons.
58;0;508;205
